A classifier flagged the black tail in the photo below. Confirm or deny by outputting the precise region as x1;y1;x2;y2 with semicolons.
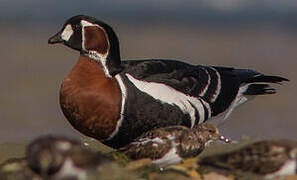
242;75;289;95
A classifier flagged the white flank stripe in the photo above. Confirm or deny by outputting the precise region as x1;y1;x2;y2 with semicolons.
106;74;127;140
200;99;211;121
209;67;221;103
61;24;73;41
126;73;205;127
199;68;210;96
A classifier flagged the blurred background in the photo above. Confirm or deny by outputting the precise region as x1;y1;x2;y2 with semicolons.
1;0;296;144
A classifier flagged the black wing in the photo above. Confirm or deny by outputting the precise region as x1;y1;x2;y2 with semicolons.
121;59;288;117
121;59;215;97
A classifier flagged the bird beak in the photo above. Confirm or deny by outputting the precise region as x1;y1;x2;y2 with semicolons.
218;135;232;143
48;32;64;44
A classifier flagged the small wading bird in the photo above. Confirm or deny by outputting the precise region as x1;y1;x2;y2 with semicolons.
48;15;288;148
199;140;297;179
26;136;110;180
119;123;230;168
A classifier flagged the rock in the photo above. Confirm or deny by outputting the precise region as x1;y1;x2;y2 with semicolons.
203;172;233;180
0;158;40;180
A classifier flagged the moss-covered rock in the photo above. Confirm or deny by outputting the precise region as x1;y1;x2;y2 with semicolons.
1;137;296;180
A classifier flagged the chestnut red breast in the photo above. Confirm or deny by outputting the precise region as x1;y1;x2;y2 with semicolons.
48;15;288;149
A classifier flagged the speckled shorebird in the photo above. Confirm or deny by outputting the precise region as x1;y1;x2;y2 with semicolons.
119;123;230;168
26;135;110;180
199;139;297;179
48;15;288;148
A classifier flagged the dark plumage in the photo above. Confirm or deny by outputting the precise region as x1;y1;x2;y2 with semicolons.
48;15;288;148
199;140;297;179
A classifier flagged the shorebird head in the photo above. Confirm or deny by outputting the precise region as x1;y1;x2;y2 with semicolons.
26;135;110;179
196;123;231;145
26;135;80;177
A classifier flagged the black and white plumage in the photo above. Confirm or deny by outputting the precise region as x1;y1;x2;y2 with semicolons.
199;140;297;179
120;60;288;124
48;15;288;148
119;123;230;168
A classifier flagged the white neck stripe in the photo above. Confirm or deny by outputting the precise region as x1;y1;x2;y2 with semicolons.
106;74;127;140
81;20;111;78
81;20;110;52
81;20;97;27
200;99;211;121
86;51;111;78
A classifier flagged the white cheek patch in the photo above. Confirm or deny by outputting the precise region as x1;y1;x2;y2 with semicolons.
61;24;73;41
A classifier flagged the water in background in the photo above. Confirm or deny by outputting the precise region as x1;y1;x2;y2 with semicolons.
0;0;296;143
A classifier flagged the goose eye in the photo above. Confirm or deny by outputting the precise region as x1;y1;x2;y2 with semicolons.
73;24;80;30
